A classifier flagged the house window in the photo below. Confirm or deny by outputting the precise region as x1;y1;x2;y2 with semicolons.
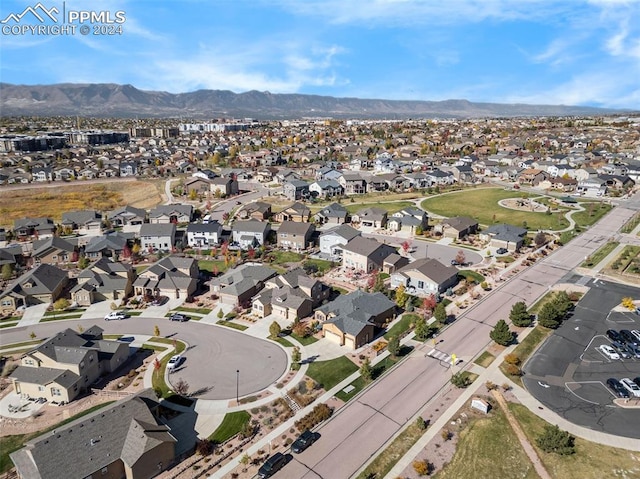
38;386;45;392
417;281;424;289
51;387;61;396
25;359;34;366
1;300;11;306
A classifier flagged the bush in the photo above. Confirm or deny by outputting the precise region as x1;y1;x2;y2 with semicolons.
504;353;521;365
413;459;431;476
536;425;575;455
451;372;471;388
196;439;215;456
504;363;522;376
294;403;333;432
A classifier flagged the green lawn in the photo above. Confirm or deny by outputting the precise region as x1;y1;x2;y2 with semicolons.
289;332;319;345
422;188;570;230
458;270;485;284
434;407;538;479
0;322;19;329
344;200;414;215
0;339;42;352
302;258;335;274
306;356;359;390
581;242;619;268
384;313;418;340
572;202;613;228
269;251;305;264
500;325;550;386
197;259;229;274
335;376;367;402
172;306;212;314
208;411;251;444
43;308;86;316
41;314;83;322
272;337;294;348
216;319;248;331
150;340;186;398
473;351;496;368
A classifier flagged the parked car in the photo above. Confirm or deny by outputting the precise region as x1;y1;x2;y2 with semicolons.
611;341;631;359
625;342;640;358
606;378;630;398
257;452;287;478
598;344;620;360
291;430;319;454
104;311;127;321
606;329;623;343
633;377;640;388
620;329;639;346
631;330;640;342
169;313;189;322
167;355;182;371
620;378;640;397
496;248;508;255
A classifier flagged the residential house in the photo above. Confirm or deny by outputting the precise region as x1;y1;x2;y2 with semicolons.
425;170;455;185
139;223;176;253
309;179;343;199
9;326;129;404
316;290;396;349
10;389;179;479
13;217;56;240
539;176;577;191
84;232;133;261
31;165;53;182
239;201;272;221
451;164;475;183
183;176;212;195
211;176;239;197
71;258;135;306
315;167;342;181
388;207;428;234
32;237;77;265
0;264;69;314
437;216;479;239
231;220;271;249
149;204;193;224
390;258;459;295
314;202;350;225
518;168;549;186
277;222;315;251
283;180;310;201
342;236;397;272
577;178;607;196
108;205;147;231
319;224;361;259
252;268;329;321
274;202;311;223
119;160;139;176
133;255;199;300
382;253;409;274
339;173;367;195
186;221;223;248
61;210;103;236
351;207;388;228
211;263;278;306
599;174;635;190
480;223;528;252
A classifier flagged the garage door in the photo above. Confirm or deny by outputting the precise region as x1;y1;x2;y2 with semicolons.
344;336;355;349
324;330;343;345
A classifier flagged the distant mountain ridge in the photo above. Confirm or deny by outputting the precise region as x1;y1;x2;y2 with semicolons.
0;82;629;119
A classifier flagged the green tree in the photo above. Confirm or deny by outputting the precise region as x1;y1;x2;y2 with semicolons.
373;271;386;293
509;301;532;327
395;284;409;308
269;321;282;339
414;316;437;341
490;319;513;346
360;358;373;383
451;372;471;388
77;256;90;269
536;425;575;455
552;290;572;316
1;263;14;280
538;302;561;329
434;302;447;323
534;231;547;247
387;336;400;358
291;346;301;364
53;298;70;311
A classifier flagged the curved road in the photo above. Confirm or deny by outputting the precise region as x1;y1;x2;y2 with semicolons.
0;316;288;401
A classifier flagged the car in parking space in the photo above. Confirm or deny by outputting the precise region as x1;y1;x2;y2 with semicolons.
104;311;127;321
611;341;631;359
620;378;640;397
606;329;624;343
620;329;639;345
631;330;640;342
625;342;640;358
606;378;630;398
169;313;189;322
167;354;182;371
291;430;319;454
633;377;640;388
598;344;620;360
496;248;508;255
257;452;287;478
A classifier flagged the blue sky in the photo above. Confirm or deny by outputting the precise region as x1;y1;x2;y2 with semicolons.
1;0;639;109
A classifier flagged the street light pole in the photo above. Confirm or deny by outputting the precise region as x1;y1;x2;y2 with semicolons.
236;369;239;405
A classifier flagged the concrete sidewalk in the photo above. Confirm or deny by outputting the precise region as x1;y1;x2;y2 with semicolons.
16;303;49;327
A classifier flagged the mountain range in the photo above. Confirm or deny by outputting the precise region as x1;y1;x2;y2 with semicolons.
0;83;630;119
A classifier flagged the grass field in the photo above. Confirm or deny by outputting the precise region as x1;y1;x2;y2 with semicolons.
269;251;305;264
384;313;418;340
572;202;613;228
289;332;319;345
434;407;538;479
216;320;248;331
581;242;619;268
473;351;495;368
208;411;251;444
0;180;163;228
197;259;229;274
306;356;359;390
302;258;335;274
500;325;550;386
421;188;570;230
510;403;640;479
344;200;414;215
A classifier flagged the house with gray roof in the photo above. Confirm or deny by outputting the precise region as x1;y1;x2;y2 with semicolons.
342;236;397;273
480;223;528;252
277;221;315;251
108;205;147;231
274;202;312;223
10;389;179;479
139;223;176;253
13;217;56;240
149;204;193;224
10;326;128;403
351;207;388;228
211;263;278;306
186;221;223;248
61;209;103;236
316;290;396;349
32;236;77;265
314;202;350;225
283;179;311;201
231;220;271;249
319;224;361;258
388;207;428;234
437;216;479;239
0;264;68;314
309;179;344;199
71;257;136;306
133;255;198;300
390;258;459;296
84;231;133;261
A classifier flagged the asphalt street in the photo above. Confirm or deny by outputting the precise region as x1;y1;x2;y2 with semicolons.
0;317;288;400
523;279;640;439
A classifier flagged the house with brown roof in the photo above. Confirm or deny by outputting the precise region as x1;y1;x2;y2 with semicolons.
517;168;549;186
342;236;397;273
277;221;315;251
437;216;479;239
351;207;388;228
239;201;273;221
274;202;311;223
390;258;459;295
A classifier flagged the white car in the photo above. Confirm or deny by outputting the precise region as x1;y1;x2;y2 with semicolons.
620;378;640;397
167;355;182;371
598;344;620;360
631;330;640;343
104;311;127;321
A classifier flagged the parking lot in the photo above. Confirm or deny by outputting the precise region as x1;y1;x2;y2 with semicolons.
523;277;640;439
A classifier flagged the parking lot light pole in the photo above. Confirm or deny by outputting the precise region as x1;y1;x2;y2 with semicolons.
236;369;239;405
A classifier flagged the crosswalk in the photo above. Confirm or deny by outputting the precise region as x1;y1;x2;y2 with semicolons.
426;348;452;365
